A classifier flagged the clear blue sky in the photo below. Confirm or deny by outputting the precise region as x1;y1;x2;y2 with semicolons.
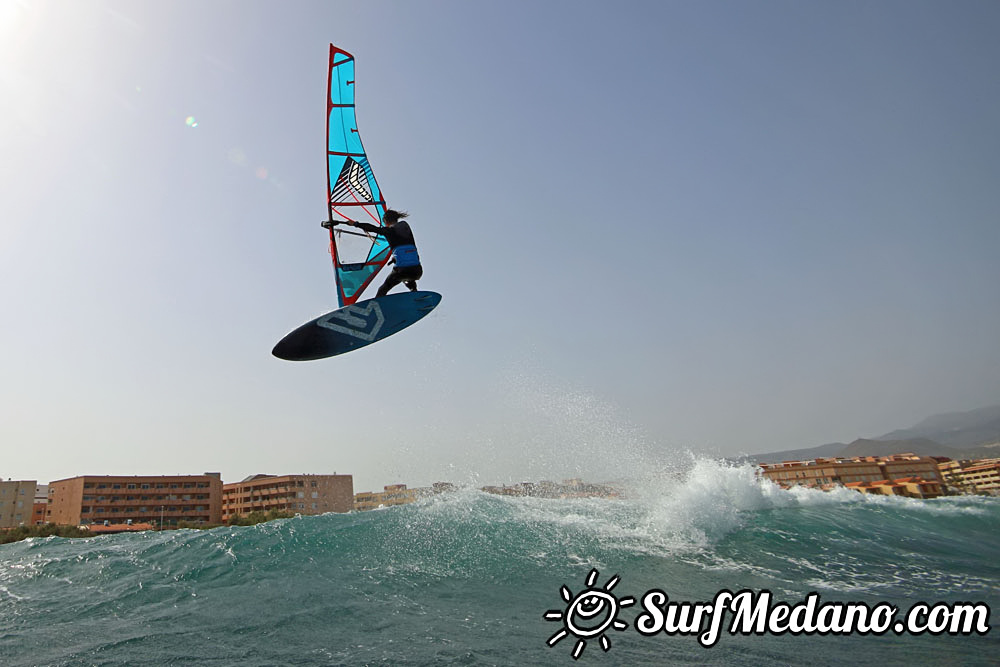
2;0;999;491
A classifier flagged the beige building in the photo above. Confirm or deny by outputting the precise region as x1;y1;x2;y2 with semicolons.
0;480;37;528
760;454;944;497
845;477;944;499
894;476;945;498
845;480;904;496
222;474;354;520
354;484;429;511
480;479;621;499
878;454;943;483
48;474;223;527
958;462;1000;495
33;485;49;525
759;459;883;488
938;459;969;489
937;458;1000;494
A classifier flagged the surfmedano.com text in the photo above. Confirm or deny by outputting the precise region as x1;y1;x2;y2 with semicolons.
635;589;991;647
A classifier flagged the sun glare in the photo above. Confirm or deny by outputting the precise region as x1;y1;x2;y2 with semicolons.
0;1;33;61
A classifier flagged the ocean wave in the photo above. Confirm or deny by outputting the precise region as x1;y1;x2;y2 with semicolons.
1;460;998;666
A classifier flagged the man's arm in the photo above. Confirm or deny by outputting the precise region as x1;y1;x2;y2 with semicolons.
320;219;383;234
350;220;383;235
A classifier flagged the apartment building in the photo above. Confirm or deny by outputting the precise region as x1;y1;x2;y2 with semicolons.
0;480;37;528
759;458;883;488
48;474;223;526
32;484;48;525
938;459;968;489
959;462;1000;495
759;453;945;497
845;477;944;499
878;454;944;483
222;474;353;520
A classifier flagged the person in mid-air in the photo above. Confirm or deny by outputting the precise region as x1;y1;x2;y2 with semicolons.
323;209;422;297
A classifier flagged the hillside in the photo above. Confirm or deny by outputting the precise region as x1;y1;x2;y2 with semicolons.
749;405;1000;463
837;437;962;459
876;405;1000;449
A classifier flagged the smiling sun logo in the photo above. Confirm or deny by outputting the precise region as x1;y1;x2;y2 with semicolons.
544;569;635;659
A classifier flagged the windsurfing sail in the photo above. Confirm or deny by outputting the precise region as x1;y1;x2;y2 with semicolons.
272;44;441;362
326;44;390;307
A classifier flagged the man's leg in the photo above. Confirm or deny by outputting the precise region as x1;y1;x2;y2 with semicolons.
376;269;404;298
403;266;423;292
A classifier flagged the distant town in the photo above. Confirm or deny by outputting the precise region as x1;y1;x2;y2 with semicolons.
0;453;996;538
758;452;999;499
0;473;622;536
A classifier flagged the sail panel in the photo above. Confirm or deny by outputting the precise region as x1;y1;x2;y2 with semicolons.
328;107;363;156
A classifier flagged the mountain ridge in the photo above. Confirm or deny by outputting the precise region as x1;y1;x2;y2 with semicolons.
748;405;1000;463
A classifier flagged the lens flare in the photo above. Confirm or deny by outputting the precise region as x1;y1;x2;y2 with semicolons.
185;116;198;128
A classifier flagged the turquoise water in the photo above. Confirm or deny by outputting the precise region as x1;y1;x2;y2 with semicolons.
1;459;997;665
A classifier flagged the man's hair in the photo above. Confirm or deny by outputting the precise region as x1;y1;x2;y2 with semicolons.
384;209;409;222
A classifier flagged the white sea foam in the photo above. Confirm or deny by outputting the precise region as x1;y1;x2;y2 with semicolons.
433;454;996;561
0;584;28;601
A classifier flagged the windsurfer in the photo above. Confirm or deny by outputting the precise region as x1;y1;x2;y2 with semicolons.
323;209;423;297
